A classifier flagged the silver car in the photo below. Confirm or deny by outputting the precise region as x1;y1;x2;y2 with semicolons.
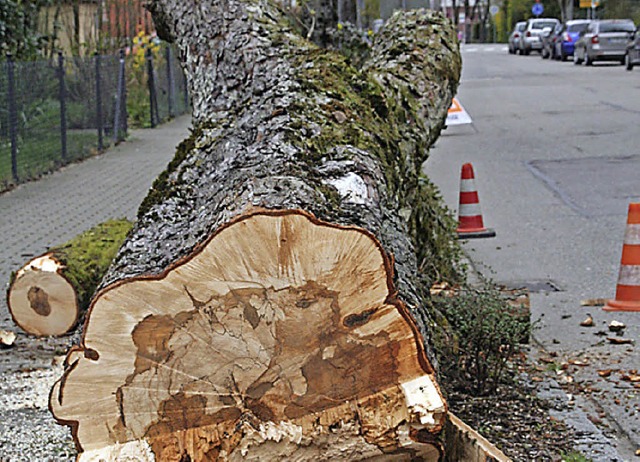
518;18;560;55
574;19;636;65
508;22;527;54
625;26;640;70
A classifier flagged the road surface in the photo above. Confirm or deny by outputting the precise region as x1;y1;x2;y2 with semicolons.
425;43;639;460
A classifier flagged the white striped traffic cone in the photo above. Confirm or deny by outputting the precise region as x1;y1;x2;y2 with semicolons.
456;163;495;239
604;203;640;312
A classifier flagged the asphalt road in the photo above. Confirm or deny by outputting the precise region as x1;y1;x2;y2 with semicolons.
425;44;639;459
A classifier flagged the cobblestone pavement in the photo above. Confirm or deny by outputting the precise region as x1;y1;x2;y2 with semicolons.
0;115;191;461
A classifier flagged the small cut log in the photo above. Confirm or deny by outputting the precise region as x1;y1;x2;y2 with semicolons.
7;219;132;336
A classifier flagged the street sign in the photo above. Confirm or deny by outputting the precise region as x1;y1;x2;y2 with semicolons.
579;0;599;6
446;98;473;126
532;2;544;16
489;5;500;15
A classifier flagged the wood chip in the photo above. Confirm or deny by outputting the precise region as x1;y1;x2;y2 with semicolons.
429;282;454;296
607;337;634;345
580;315;594;327
621;374;640;383
568;359;589;367
580;298;607;306
608;320;626;332
0;329;16;348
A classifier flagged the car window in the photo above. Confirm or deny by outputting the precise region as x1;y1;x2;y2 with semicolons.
567;23;589;33
516;23;526;32
599;22;635;33
532;21;559;30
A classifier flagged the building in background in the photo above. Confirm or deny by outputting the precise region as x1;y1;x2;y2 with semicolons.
39;0;155;55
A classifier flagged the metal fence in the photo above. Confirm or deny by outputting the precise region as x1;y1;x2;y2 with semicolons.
0;44;190;192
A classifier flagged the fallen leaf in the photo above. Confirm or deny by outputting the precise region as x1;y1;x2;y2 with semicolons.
621;374;640;383
580;298;607;306
597;369;615;378
608;337;634;345
587;415;602;425
569;359;590;366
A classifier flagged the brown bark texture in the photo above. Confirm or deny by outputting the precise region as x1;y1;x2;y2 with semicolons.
50;1;461;460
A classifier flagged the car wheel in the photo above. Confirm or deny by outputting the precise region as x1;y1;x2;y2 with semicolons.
626;53;634;71
524;48;530;56
561;50;568;62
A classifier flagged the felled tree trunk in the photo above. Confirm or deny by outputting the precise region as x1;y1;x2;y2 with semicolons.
7;219;131;337
50;2;461;460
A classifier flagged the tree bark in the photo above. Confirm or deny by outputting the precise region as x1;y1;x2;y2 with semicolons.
50;2;461;460
7;219;131;337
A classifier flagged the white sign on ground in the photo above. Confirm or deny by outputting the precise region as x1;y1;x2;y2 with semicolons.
445;98;473;126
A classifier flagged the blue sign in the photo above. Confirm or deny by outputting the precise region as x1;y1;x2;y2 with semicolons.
532;2;544;15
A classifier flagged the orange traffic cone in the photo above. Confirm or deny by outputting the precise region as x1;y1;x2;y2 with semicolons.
604;203;640;312
456;163;495;239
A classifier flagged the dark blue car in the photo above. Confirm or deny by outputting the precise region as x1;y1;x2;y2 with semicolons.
555;20;591;61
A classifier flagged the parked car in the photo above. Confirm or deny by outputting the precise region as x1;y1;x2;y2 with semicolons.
625;26;640;70
518;18;560;55
508;22;527;54
553;20;591;61
574;19;636;65
541;22;564;59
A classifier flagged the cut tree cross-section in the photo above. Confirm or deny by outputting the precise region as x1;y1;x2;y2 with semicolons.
51;211;446;460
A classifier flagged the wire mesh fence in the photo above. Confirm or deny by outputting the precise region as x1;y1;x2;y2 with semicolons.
0;45;189;192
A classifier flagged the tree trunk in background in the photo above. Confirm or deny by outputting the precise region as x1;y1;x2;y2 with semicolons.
50;2;461;460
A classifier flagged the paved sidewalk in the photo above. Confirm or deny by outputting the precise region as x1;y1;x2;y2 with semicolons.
0;115;192;331
0;115;191;460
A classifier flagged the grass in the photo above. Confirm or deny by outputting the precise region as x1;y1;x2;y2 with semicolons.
561;451;592;462
0;131;99;191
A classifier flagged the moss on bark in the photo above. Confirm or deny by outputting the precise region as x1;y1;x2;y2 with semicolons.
48;219;133;312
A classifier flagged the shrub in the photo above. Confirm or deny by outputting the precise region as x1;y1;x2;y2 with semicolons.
433;281;530;396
